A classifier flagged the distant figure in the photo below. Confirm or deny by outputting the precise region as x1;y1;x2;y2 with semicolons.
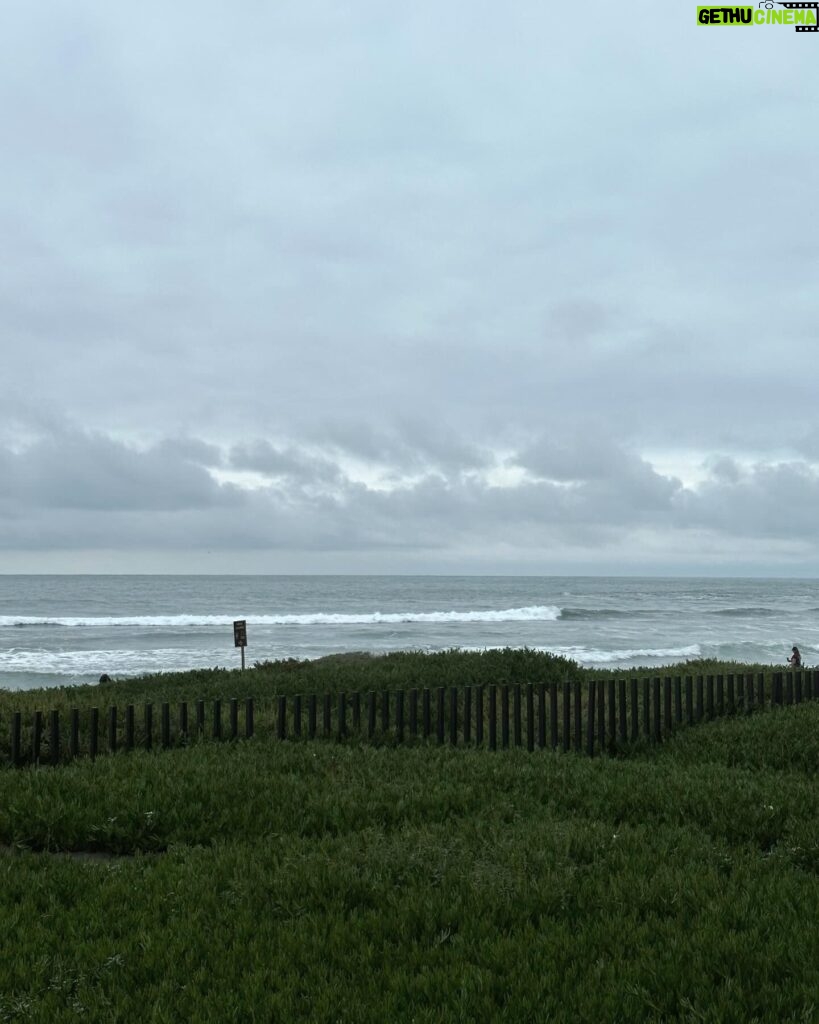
99;673;112;683
788;647;802;669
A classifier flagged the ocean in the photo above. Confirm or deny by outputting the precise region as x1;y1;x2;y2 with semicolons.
0;575;817;691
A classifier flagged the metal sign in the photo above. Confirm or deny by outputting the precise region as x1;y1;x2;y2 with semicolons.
233;620;247;648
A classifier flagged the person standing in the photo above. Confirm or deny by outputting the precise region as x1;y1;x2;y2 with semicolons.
788;646;802;669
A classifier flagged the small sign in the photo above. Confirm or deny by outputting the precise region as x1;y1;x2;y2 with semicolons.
233;620;247;648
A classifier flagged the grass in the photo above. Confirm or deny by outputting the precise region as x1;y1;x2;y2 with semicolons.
0;649;585;713
2;654;819;1021
0;650;798;764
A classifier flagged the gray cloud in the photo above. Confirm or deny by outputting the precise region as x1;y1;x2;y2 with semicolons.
0;2;817;571
227;440;343;487
2;423;818;575
673;460;819;542
0;431;237;512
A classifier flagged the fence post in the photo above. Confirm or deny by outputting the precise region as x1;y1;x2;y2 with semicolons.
322;693;331;737
727;674;735;713
527;684;535;752
501;686;509;750
448;688;457;746
396;690;404;743
608;680;616;750
476;685;484;746
196;700;205;738
381;691;390;735
716;674;724;717
685;677;693;725
11;712;21;767
230;698;238;740
706;676;714;720
488;686;497;751
437;688;445;746
212;699;222;741
309;694;318;739
31;710;43;766
556;684;569;757
513;685;522;747
144;704;152;752
278;696;287;740
422;688;431;739
161;703;171;748
675;677;682;724
652;679;661;742
537;683;545;749
465;687;473;745
597;680;605;752
549;682;558;750
642;679;650;737
574;681;583;752
630;678;638;741
409;689;418;739
179;702;188;742
338;692;347;740
663;678;672;736
618;679;627;745
757;673;765;708
795;671;803;704
294;695;302;738
352;692;361;732
367;692;376;740
785;671;794;706
586;681;596;757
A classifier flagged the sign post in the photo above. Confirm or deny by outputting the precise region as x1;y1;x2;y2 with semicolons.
233;619;247;671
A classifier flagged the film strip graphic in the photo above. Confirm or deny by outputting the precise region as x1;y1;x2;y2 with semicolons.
776;1;819;31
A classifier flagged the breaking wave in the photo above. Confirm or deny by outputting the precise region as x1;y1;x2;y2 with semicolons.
0;648;214;675
0;605;563;629
558;607;657;621
549;644;702;665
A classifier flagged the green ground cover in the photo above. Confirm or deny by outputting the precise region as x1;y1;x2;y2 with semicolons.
0;650;785;763
1;654;818;1022
0;649;779;719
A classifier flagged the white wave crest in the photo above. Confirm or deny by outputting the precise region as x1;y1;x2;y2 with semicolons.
0;605;562;629
0;647;218;676
549;644;702;665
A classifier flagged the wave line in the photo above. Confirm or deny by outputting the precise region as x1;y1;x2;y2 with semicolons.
0;605;562;629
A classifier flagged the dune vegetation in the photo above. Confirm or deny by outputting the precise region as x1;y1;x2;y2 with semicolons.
1;651;818;1022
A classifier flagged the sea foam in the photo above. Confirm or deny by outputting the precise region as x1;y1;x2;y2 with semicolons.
0;605;562;629
549;644;702;665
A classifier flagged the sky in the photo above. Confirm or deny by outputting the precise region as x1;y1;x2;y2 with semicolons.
1;1;818;575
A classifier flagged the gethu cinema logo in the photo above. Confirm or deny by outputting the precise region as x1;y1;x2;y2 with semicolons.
697;2;819;30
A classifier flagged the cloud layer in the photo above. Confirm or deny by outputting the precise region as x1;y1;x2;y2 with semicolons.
1;2;817;572
2;424;818;573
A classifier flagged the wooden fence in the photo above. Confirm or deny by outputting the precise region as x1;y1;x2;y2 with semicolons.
2;670;817;768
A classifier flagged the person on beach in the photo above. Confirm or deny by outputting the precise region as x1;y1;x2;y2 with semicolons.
788;646;802;669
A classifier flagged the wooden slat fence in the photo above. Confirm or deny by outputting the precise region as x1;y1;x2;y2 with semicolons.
2;670;818;768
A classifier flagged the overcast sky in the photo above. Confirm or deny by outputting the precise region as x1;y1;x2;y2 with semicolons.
1;1;818;575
